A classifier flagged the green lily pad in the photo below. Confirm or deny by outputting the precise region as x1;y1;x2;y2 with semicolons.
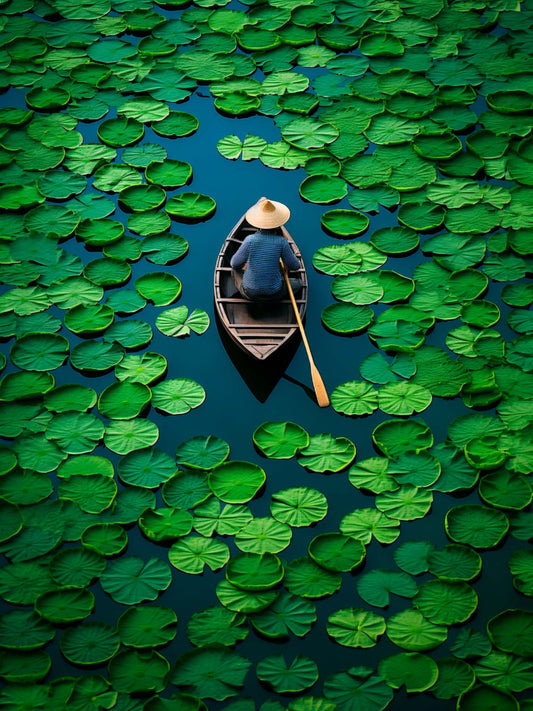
117;605;177;648
108;649;170;694
134;272;181;306
320;209;369;237
378;653;439;693
327;608;386;649
299;175;348;204
104;418;159;455
64;304;114;335
118;447;176;488
445;504;509;548
356;568;417;607
216;579;279;614
487;609;533;658
165;192;216;222
145;159;192;188
71;339;124;373
249;590;316;639
235;517;292;554
372;419;433;458
115;351;167;384
104;320;153;349
98;381;151;420
414;579;478;625
142;233;189;265
323;667;394;711
155;306;209;337
97;116;144;147
386;608;447;651
457;685;519;711
169;535;230;574
60;621;120;665
270;487;327;527
0;649;51;684
139;508;193;542
208;461;266;503
0;609;55;650
162;470;211;509
331;381;379;417
171;647;251;702
297;433;356;472
308;533;365;572
118;184;166;212
35;587;95;623
175;435;229;469
151;378;205;415
10;333;69;371
187;606;248;647
100;556;172;604
256;654;318;693
226;552;284;591
81;523;128;556
427;544;482;582
253;421;309;458
370;226;420;255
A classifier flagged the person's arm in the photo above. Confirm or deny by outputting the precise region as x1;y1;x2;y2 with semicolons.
281;241;300;272
230;238;250;268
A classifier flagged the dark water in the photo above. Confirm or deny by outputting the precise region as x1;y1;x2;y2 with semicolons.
0;7;531;710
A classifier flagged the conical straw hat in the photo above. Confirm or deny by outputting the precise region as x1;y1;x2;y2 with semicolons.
245;198;290;228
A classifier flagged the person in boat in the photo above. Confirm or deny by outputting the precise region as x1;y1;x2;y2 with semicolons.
230;198;303;301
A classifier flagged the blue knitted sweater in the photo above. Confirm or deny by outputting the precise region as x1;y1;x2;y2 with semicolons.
230;229;300;297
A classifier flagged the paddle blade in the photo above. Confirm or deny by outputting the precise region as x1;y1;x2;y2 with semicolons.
311;364;329;407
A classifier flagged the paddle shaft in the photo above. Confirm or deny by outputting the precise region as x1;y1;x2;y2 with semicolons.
281;261;329;407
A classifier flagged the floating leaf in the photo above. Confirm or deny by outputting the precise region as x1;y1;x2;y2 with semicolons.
299;175;347;204
186;606;248;647
378;653;439;693
253;421;309;459
81;523;128;556
249;591;316;639
297;433;356;472
308;533;365;572
320;209;369;237
208;461;265;503
155;306;209;337
171;648;251;701
226;552;284;591
175;435;229;470
100;556;172;604
139;507;193;542
10;333;69;371
115;351;167;385
162;470;211;509
356;569;417;607
60;621;119;665
234;517;292;554
327;608;386;648
445;505;509;548
323;667;394;711
386;608;447;651
98;381;152;420
151;379;205;415
165;192;216;221
169;535;230;574
270;487;327;527
256;654;319;693
104;418;159;455
108;649;170;694
35;587;95;623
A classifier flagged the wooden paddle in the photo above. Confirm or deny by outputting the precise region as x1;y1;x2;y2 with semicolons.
281;261;329;407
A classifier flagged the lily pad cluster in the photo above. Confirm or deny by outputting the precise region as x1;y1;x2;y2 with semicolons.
1;0;533;709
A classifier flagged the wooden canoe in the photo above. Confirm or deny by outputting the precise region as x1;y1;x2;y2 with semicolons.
214;205;308;361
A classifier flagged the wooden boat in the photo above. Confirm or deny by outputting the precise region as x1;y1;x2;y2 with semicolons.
214;203;308;361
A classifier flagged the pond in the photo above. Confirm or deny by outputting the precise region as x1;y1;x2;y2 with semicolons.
0;1;532;710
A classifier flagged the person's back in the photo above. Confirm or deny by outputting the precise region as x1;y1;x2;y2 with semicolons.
230;228;300;299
